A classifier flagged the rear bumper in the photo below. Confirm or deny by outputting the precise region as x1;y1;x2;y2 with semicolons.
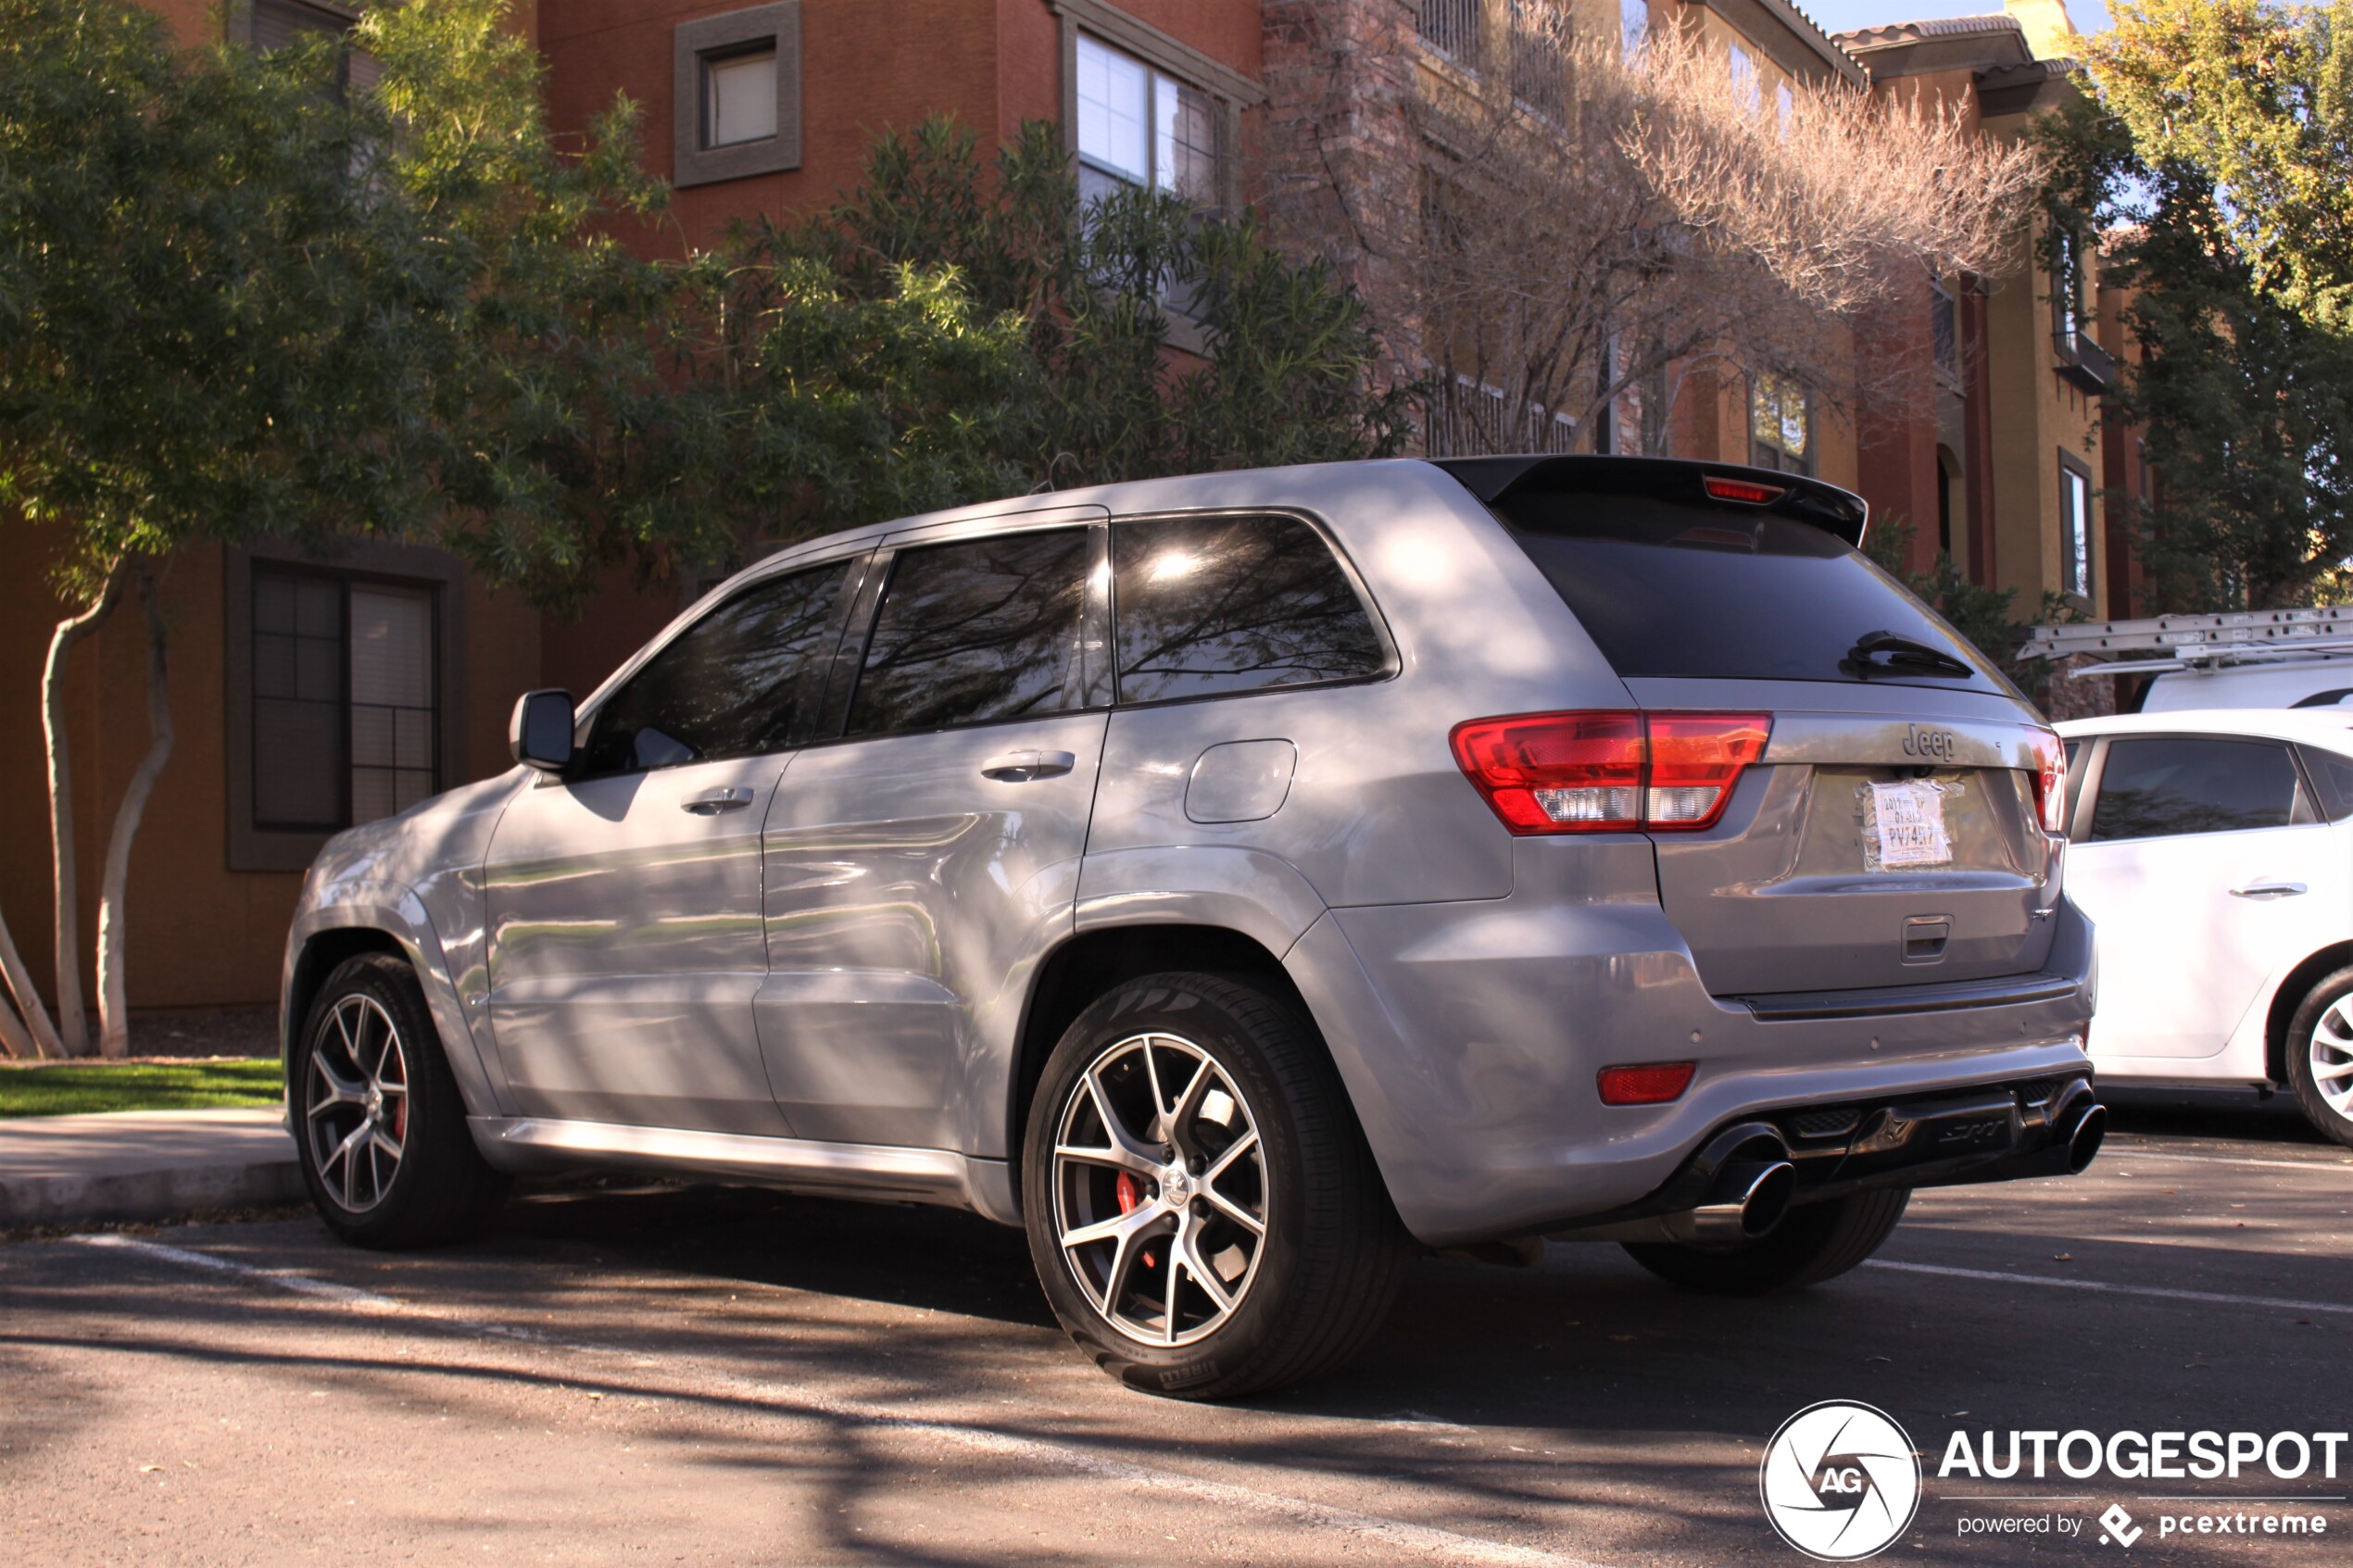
1547;1072;2103;1241
1284;838;2096;1248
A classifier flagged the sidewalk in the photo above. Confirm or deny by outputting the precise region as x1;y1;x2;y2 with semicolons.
0;1107;301;1227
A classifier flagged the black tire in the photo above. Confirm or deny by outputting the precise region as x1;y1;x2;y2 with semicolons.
1021;972;1407;1399
293;952;508;1248
1622;1186;1910;1296
2284;963;2353;1148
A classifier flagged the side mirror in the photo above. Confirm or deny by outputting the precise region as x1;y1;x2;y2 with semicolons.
509;689;575;773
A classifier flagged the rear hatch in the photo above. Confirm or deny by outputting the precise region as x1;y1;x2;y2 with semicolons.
1459;457;2064;998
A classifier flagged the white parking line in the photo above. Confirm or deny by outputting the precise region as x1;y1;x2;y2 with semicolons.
1869;1259;2353;1319
67;1233;1602;1568
2095;1148;2353;1174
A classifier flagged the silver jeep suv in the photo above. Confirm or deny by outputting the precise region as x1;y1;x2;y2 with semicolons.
283;456;2101;1397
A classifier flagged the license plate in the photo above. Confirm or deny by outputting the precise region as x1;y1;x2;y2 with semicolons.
1865;779;1953;870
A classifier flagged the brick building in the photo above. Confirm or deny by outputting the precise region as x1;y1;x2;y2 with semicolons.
1;0;2131;1030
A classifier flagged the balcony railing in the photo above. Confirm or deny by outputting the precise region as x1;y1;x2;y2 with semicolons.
2053;327;2118;394
1419;0;1481;69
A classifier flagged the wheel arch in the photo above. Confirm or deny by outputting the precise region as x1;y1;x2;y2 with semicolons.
284;927;408;1070
1008;923;1315;1174
2266;941;2353;1085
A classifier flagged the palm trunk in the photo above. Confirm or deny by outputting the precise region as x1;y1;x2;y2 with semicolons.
43;558;130;1059
96;559;172;1060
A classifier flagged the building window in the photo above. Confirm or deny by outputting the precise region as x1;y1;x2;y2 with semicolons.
1730;44;1761;114
1777;82;1794;137
1750;374;1812;474
1420;0;1482;69
247;0;378;98
1936;449;1958;555
1621;0;1649;61
1930;276;1958;382
2052;224;2081;351
1076;32;1221;209
250;567;438;833
2059;455;2094;599
702;46;778;148
672;2;801;188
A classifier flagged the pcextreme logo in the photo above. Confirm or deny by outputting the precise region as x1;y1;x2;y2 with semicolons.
1760;1400;1924;1562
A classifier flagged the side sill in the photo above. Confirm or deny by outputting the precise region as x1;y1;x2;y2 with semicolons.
1731;972;2084;1022
470;1117;1020;1226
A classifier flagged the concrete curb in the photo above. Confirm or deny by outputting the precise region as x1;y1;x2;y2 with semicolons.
0;1108;302;1227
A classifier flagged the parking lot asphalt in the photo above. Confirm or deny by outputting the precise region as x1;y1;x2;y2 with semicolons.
4;1087;2348;1568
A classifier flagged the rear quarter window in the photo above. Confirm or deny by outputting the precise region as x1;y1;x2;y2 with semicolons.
1496;494;2009;694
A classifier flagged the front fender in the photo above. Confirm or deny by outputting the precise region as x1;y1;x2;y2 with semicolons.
283;881;505;1119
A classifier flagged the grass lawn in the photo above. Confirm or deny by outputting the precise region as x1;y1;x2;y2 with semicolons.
0;1058;282;1119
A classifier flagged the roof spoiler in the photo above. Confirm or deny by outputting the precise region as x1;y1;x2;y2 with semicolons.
1430;455;1870;547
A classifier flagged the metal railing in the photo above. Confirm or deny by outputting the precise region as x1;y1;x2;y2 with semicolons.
1419;0;1481;69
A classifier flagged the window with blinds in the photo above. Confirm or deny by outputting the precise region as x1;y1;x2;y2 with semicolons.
251;567;437;832
248;0;379;98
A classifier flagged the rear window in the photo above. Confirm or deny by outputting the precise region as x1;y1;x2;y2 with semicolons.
1497;494;2009;693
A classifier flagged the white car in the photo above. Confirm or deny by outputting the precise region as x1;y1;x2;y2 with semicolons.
2059;709;2353;1143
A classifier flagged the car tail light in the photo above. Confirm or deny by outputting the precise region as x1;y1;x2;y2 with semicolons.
1448;711;1643;832
2027;728;2067;834
1451;711;1772;834
1703;476;1785;505
1646;713;1773;827
1598;1062;1695;1106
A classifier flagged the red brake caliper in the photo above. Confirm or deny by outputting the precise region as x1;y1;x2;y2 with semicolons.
1114;1173;1156;1269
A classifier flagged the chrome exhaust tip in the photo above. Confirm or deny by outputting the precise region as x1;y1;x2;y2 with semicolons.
1665;1155;1796;1244
2065;1102;2107;1173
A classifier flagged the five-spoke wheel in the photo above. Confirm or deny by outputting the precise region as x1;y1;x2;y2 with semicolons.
1051;1031;1269;1347
1023;972;1405;1399
294;952;508;1247
303;993;410;1214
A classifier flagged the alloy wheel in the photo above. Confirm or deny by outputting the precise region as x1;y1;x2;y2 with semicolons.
305;994;410;1213
2311;996;2353;1117
1051;1032;1269;1347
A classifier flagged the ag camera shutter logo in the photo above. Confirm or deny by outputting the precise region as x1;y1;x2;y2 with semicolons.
1760;1400;1923;1561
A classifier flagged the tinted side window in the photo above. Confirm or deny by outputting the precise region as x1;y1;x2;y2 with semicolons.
2300;744;2353;820
845;529;1093;737
2088;737;2301;840
582;559;852;775
1113;514;1386;703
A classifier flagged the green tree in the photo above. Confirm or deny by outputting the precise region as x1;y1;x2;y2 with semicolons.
2036;97;2353;611
828;119;1415;498
2093;0;2353;334
0;0;660;1055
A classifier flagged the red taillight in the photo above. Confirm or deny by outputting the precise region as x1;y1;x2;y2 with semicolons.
2028;728;2067;834
1451;711;1771;834
1598;1062;1696;1106
1448;711;1643;832
1646;713;1774;827
1703;476;1785;505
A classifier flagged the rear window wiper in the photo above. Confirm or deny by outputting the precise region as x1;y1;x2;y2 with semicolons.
1846;629;1975;680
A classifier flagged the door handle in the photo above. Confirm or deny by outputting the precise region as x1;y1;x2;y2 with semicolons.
679;786;755;815
2230;882;2309;899
980;749;1076;782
